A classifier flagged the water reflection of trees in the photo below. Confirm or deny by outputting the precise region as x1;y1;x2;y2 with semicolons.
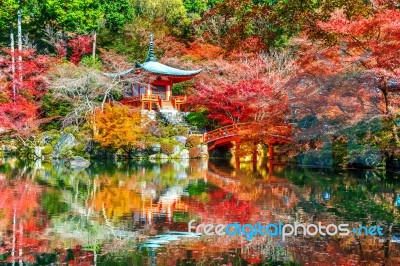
1;157;400;265
205;162;400;265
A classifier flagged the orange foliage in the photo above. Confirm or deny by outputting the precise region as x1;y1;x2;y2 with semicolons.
92;104;147;152
296;7;400;115
182;42;224;60
91;186;143;219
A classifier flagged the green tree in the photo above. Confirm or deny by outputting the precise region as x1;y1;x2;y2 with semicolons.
0;0;18;31
183;0;208;15
36;0;103;32
98;0;134;32
132;0;190;36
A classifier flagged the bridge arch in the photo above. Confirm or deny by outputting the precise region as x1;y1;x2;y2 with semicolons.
203;123;292;161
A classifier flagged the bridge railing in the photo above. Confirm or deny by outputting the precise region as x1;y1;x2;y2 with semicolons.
203;123;292;143
203;123;247;143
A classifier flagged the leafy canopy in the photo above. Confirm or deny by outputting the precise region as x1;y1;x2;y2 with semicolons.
93;104;147;151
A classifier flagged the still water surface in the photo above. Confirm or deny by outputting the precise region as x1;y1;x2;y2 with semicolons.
0;158;399;265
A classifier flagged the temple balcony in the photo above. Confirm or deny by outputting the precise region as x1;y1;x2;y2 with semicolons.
120;94;187;112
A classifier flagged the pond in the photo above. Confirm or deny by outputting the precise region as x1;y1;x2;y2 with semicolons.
0;157;399;265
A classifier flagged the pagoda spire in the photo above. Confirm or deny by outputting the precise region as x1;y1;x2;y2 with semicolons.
145;34;157;62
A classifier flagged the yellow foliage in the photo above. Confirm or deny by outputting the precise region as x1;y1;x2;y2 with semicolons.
92;104;146;151
91;186;143;219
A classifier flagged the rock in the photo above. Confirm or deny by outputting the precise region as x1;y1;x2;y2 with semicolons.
174;136;187;146
68;156;91;169
2;145;17;154
52;134;76;158
176;171;188;179
41;135;52;145
348;146;383;168
173;145;181;155
34;146;42;158
352;152;382;168
151;143;161;153
149;153;169;161
160;153;169;160
387;158;400;170
199;144;209;158
148;110;157;120
141;110;157;121
179;149;190;159
133;151;146;160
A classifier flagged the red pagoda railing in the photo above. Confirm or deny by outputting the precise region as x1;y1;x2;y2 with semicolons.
171;95;187;111
140;94;162;110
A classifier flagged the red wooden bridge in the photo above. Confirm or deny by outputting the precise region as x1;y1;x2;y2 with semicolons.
202;123;292;160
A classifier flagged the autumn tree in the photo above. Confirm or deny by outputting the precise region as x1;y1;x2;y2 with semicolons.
314;8;400;114
67;35;93;64
49;64;120;127
294;3;400;146
92;104;149;156
197;0;375;50
0;49;50;99
0;48;51;137
189;79;286;126
188;48;295;127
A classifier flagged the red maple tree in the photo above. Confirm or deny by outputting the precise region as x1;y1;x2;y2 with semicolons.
0;49;51;134
290;3;400;144
0;49;50;100
297;6;400;114
67;35;93;65
189;79;286;126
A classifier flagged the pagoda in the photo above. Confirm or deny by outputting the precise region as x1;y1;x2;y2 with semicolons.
105;34;202;111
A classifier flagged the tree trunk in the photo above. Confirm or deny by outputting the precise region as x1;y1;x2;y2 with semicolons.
10;23;16;100
392;120;399;145
382;88;390;115
381;87;399;145
17;2;23;90
92;32;97;61
11;209;16;265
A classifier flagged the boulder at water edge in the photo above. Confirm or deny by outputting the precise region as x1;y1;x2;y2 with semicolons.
67;156;91;169
52;134;76;158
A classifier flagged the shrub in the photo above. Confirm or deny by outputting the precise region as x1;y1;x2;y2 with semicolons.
186;135;201;148
80;55;102;69
42;146;53;155
93;104;147;153
186;111;208;128
161;142;175;155
161;125;187;138
189;146;201;158
160;139;179;155
40;93;73;131
72;143;87;156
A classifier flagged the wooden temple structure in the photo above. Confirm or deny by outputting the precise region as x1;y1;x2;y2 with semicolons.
105;34;202;111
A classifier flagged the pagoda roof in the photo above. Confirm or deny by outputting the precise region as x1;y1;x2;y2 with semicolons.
103;34;202;80
137;61;202;77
